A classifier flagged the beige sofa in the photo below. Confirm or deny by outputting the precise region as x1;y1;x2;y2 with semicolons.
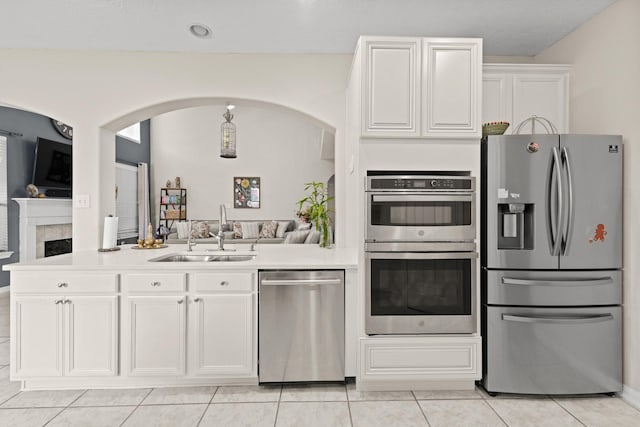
164;219;319;245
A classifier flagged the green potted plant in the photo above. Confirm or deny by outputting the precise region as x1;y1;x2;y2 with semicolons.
296;181;333;248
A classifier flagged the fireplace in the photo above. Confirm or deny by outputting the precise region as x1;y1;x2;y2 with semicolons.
44;238;73;257
13;198;72;261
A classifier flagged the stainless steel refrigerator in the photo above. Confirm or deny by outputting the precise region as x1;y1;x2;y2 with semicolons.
481;134;623;395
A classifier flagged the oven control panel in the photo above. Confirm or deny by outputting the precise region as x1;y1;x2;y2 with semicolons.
367;175;474;191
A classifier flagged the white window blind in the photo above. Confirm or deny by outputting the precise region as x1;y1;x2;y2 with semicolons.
115;162;139;240
0;136;8;251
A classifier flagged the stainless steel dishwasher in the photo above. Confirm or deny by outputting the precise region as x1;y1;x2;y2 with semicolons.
259;270;344;383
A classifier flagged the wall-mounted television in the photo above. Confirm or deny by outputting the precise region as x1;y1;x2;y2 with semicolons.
32;137;72;198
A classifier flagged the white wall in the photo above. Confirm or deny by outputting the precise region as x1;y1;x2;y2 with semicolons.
0;51;352;249
536;0;640;402
150;104;334;222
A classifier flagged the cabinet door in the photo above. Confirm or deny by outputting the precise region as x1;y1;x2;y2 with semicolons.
512;73;569;133
422;39;482;138
362;38;421;137
482;73;513;130
125;296;186;376
12;296;63;378
66;296;118;377
191;294;255;377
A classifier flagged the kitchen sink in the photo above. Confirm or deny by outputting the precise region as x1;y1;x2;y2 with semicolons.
149;253;256;262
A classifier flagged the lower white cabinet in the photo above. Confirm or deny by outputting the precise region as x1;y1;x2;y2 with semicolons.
124;295;187;376
190;294;255;377
12;295;118;379
358;336;481;391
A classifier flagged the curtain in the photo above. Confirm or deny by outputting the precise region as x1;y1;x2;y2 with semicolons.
137;162;150;240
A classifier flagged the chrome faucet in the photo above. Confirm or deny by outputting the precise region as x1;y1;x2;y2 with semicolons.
187;220;197;252
216;229;225;251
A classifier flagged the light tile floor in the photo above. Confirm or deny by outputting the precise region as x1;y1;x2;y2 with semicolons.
0;292;639;426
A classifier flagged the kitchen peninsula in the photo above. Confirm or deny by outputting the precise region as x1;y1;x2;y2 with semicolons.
3;244;357;391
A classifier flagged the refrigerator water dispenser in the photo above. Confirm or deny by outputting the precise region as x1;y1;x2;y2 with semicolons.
498;203;534;250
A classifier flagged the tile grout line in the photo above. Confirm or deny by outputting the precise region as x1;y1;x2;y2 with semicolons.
273;384;282;427
118;387;154;427
412;390;432;427
345;382;354;427
194;386;218;427
550;396;588;427
42;388;89;426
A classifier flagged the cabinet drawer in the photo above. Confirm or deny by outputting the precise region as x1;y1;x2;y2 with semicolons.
360;336;481;380
192;272;254;292
11;272;118;294
123;273;186;292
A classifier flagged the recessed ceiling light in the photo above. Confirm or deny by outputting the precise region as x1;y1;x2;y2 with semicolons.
189;24;212;39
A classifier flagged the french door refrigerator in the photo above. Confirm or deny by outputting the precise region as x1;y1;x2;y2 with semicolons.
481;134;623;395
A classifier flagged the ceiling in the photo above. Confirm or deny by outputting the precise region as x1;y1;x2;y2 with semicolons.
0;0;616;56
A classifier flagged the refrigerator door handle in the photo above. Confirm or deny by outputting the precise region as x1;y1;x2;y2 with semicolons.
561;146;574;256
502;313;614;325
548;147;564;256
502;277;614;287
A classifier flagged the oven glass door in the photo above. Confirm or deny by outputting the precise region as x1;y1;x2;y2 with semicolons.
367;193;474;241
369;194;472;227
365;252;476;334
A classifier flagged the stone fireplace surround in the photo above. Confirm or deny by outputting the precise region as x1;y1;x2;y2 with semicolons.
13;198;72;261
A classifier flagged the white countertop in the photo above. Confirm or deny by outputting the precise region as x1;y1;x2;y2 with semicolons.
2;243;358;271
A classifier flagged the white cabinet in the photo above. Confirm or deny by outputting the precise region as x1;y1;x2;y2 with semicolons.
422;39;482;138
360;36;482;139
189;272;256;378
362;38;421;137
12;282;118;380
483;64;570;134
122;273;187;376
358;336;482;391
125;296;186;376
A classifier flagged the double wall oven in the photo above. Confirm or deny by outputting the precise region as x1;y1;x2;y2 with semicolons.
365;171;477;335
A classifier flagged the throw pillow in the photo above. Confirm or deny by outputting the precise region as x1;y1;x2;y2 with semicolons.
241;222;260;239
275;221;291;238
190;221;209;239
176;221;190;239
233;222;243;239
259;221;278;238
296;221;312;231
304;230;321;244
284;230;310;244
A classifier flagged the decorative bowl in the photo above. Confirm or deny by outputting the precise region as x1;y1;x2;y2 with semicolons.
482;122;510;136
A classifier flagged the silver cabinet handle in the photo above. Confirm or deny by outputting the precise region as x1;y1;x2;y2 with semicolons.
55;299;64;304
502;277;613;287
260;278;342;286
151;281;161;287
194;297;201;302
220;281;229;287
57;282;68;288
502;313;614;324
64;299;71;304
177;299;184;304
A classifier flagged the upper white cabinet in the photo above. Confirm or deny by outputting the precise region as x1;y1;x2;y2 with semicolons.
483;64;570;134
422;39;482;138
363;38;421;137
360;36;482;139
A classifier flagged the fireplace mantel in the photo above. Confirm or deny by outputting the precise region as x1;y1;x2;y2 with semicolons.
13;198;72;261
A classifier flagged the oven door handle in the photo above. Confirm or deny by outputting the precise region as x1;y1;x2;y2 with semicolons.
502;314;614;324
371;194;472;203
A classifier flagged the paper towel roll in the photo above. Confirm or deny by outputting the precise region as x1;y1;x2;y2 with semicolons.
102;216;118;249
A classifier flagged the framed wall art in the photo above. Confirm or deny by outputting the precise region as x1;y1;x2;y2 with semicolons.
234;177;261;208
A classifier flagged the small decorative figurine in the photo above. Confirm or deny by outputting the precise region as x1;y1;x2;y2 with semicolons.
26;184;40;198
166;179;172;188
175;176;181;188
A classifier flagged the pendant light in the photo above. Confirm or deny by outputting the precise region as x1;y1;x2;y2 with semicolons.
220;105;237;158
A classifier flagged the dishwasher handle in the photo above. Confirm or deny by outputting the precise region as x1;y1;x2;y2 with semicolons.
260;278;342;286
